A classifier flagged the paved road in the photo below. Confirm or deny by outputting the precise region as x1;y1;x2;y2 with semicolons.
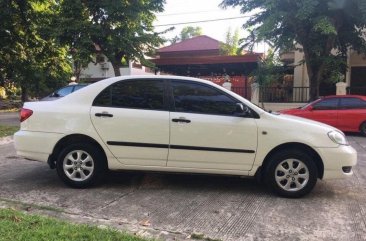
0;112;19;126
0;136;366;240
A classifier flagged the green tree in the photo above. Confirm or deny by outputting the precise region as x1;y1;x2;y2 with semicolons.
180;26;203;40
252;50;283;86
57;0;166;77
169;26;203;44
0;0;72;101
221;0;366;100
56;0;94;80
170;35;180;44
220;27;240;55
251;50;291;107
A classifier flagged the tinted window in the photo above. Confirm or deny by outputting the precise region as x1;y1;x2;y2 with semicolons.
340;97;366;109
93;79;165;110
93;86;111;106
56;86;73;97
312;98;339;110
171;81;237;115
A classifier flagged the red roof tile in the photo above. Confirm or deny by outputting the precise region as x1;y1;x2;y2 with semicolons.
152;54;262;65
158;35;220;53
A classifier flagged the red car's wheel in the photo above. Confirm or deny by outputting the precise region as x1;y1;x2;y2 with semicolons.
360;122;366;136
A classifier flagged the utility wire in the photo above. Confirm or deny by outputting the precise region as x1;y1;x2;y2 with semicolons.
157;9;223;17
154;15;253;27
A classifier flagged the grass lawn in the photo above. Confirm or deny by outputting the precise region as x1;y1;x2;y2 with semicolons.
0;208;150;241
0;108;19;113
0;125;19;138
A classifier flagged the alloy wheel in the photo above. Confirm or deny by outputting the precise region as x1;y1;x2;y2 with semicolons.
274;158;309;192
63;150;94;182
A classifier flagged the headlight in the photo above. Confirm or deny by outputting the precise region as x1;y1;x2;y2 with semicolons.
328;131;348;145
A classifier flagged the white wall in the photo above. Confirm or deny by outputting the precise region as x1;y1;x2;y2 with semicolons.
79;55;154;79
261;102;306;111
294;48;366;88
349;51;366;66
293;47;309;88
80;61;115;79
345;50;366;86
131;67;153;75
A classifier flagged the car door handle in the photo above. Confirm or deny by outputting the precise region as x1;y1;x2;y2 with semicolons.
95;112;113;117
172;118;191;123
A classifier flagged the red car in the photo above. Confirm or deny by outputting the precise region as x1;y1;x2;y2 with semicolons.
280;95;366;135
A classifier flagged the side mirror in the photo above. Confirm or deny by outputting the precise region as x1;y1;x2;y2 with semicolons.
307;106;314;111
235;103;251;117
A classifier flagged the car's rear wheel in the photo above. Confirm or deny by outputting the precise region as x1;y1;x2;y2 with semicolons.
56;143;107;188
265;149;318;198
360;122;366;136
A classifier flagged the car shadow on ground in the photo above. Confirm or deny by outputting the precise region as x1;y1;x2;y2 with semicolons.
345;132;364;137
104;170;269;195
1;155;340;200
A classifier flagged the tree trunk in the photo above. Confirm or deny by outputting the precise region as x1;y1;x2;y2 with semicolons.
308;75;319;101
302;34;337;101
303;46;319;101
112;63;121;76
21;85;28;103
73;61;82;81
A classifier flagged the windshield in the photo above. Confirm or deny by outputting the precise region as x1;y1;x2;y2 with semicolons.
300;99;320;109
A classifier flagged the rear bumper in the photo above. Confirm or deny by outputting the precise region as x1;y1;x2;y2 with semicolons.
14;130;64;162
316;145;357;179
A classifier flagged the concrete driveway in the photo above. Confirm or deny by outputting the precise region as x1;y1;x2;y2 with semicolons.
0;136;366;241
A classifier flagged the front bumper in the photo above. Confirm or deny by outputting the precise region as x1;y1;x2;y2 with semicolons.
316;144;357;179
14;130;64;162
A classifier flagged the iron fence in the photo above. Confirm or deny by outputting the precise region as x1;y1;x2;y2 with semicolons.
230;86;310;102
259;86;310;103
231;86;251;99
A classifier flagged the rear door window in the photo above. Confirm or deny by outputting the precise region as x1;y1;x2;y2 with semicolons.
93;79;166;111
339;98;366;109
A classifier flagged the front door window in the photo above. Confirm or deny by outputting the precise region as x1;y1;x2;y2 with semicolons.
171;81;237;116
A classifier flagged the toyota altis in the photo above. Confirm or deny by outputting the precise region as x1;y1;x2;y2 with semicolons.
14;76;357;197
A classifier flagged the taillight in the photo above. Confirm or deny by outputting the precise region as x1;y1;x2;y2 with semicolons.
20;108;33;122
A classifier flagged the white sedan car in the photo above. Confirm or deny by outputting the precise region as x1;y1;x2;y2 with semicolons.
14;76;357;197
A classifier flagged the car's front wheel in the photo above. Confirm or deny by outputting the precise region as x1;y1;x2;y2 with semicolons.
265;149;318;198
360;122;366;136
56;143;107;188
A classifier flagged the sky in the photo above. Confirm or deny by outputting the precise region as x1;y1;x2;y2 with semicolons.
154;0;266;53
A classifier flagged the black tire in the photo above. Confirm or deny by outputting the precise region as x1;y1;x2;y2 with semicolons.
360;122;366;136
56;142;107;188
264;149;318;198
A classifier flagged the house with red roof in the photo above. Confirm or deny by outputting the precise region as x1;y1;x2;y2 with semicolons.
151;35;263;98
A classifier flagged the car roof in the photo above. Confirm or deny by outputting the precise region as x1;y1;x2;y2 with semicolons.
322;95;366;100
97;75;215;84
87;75;225;92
